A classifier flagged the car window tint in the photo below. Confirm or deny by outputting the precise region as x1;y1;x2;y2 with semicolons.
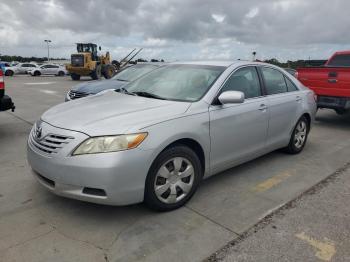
327;54;350;67
285;77;298;92
261;67;287;95
221;67;261;99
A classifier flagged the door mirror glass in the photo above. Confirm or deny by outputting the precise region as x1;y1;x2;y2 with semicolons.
218;91;245;104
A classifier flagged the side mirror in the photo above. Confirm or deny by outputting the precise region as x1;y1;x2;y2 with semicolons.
99;46;102;51
218;91;245;104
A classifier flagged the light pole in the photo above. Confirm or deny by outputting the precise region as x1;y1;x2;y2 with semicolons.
44;40;51;62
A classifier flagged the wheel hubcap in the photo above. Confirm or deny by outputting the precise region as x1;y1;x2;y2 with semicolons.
154;157;195;204
294;120;307;149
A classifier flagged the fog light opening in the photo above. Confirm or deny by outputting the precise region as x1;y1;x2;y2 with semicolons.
82;187;107;197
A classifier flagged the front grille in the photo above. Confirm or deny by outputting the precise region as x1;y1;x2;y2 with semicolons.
71;54;84;67
29;126;74;154
68;90;89;100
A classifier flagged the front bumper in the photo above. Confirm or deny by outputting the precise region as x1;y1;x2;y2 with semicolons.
317;96;350;110
0;95;15;112
27;122;153;205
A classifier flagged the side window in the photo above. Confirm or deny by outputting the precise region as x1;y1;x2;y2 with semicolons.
261;67;287;95
285;77;298;92
221;67;261;99
52;65;59;68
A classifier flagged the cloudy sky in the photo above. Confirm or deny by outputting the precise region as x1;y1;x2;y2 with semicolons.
1;0;350;61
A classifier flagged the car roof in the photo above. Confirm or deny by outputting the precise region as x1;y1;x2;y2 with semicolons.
168;60;283;69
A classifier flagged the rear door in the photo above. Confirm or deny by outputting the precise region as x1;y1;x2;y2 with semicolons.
259;66;302;150
209;66;269;173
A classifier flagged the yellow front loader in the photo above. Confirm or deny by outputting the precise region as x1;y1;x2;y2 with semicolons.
66;43;115;81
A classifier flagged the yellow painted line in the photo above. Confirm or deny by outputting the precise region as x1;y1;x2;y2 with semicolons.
253;172;292;193
296;232;336;261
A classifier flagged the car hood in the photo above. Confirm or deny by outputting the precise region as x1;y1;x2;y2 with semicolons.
72;79;127;94
42;91;191;136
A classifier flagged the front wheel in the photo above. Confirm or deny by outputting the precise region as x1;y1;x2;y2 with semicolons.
284;116;309;154
144;145;202;211
71;73;81;81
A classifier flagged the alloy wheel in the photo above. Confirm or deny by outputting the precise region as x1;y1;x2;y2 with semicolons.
294;120;307;149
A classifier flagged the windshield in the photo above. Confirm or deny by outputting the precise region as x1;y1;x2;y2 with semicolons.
112;64;158;82
123;64;225;102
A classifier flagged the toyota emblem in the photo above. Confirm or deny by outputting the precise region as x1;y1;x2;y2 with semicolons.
35;126;43;139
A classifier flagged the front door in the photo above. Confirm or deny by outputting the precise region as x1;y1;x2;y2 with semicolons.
209;66;269;174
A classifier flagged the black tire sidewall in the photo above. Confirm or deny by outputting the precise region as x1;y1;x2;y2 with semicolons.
287;116;309;154
144;145;202;211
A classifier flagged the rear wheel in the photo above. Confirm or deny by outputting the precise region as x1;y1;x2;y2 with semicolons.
71;73;81;81
5;70;14;76
90;65;102;80
284;116;309;154
144;145;202;211
102;65;115;79
33;71;41;76
57;71;65;76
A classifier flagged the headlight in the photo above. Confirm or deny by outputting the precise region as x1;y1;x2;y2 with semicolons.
72;133;148;155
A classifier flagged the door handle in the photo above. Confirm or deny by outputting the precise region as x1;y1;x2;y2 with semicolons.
296;96;302;102
258;104;268;111
328;79;338;83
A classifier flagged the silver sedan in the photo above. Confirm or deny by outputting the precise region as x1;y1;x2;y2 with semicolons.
27;61;317;211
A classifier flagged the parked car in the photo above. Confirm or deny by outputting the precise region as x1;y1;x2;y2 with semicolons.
297;51;350;114
13;63;38;75
0;69;15;112
1;62;19;76
27;61;316;211
65;63;161;101
28;64;67;77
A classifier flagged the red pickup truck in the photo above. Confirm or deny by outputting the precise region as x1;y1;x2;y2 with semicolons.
0;69;15;112
297;51;350;114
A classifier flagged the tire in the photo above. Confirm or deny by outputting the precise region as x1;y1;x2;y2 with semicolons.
5;70;14;76
90;65;102;80
33;71;41;76
58;71;65;76
144;145;202;211
284;116;309;154
335;109;347;115
102;65;115;79
71;73;81;81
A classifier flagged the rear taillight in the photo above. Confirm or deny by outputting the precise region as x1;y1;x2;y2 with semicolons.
295;71;299;79
0;70;4;90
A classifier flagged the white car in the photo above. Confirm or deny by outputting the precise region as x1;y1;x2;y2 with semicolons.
28;64;67;77
3;63;19;76
14;63;39;74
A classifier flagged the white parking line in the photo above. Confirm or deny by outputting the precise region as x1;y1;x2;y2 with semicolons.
35;89;61;98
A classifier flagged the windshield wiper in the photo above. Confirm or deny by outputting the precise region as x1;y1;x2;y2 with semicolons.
132;91;166;100
115;78;128;82
115;87;136;96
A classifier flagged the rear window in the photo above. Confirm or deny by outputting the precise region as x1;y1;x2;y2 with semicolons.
327;54;350;67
